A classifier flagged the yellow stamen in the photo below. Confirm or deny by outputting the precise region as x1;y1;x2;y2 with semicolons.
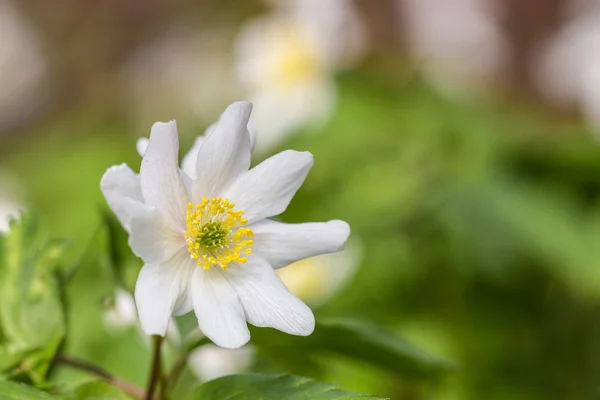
185;197;254;270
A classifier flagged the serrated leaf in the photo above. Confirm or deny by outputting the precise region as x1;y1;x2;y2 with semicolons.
60;381;132;400
0;380;59;399
250;318;455;378
185;374;387;400
0;212;67;383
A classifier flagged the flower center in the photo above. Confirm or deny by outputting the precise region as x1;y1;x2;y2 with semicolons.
184;197;254;270
273;27;321;87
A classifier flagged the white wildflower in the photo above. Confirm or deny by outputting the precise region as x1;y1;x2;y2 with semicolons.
188;344;255;381
277;239;361;306
235;0;367;153
100;101;350;348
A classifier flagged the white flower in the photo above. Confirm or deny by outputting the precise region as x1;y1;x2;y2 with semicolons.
100;101;350;349
235;0;367;153
104;288;139;331
188;344;255;381
0;200;21;234
103;288;181;345
0;172;24;234
277;239;361;306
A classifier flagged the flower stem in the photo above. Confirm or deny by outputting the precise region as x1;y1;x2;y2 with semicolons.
54;355;145;399
145;335;163;400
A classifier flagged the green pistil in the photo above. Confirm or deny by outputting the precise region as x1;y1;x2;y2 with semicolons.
195;222;228;249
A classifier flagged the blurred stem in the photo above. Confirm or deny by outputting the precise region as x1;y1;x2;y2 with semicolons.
146;335;163;400
54;355;144;399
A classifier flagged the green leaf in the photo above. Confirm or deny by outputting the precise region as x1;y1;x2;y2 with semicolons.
0;380;59;399
60;381;132;400
250;318;455;378
185;374;387;400
0;212;67;383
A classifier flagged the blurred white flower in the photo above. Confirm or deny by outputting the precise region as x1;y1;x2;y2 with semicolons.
188;344;255;381
0;200;21;234
277;239;361;306
103;288;140;332
100;101;350;349
0;172;24;233
0;0;47;132
397;0;507;96
235;0;367;153
103;288;181;345
536;7;600;130
123;27;239;127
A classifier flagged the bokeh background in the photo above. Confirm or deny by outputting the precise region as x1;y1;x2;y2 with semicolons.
2;0;600;399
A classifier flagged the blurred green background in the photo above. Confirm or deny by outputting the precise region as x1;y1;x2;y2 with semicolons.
2;0;600;399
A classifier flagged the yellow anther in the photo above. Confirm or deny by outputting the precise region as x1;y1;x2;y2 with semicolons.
184;197;254;270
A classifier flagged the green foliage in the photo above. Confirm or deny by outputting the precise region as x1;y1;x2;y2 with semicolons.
251;318;454;378
0;380;58;399
185;374;387;400
60;382;131;400
3;68;600;399
0;212;67;384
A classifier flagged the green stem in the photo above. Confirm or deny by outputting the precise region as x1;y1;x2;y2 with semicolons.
145;336;163;400
54;355;145;399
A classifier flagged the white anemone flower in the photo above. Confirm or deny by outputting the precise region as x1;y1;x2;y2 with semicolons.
103;288;139;331
188;344;255;381
0;172;24;234
0;200;21;234
277;239;361;306
235;0;367;153
103;288;181;346
100;101;350;349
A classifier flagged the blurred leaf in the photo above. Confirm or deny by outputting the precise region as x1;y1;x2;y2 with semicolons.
0;380;58;399
0;212;67;383
60;381;131;400
185;374;387;400
251;318;455;379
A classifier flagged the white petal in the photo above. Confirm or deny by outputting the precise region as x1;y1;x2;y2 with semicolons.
181;136;205;179
181;123;216;179
225;258;315;336
225;150;313;224
179;170;193;199
192;267;250;349
136;138;149;157
135;249;195;336
140;121;189;227
124;198;185;264
250;219;350;269
192;102;252;201
138;134;193;198
100;164;143;232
